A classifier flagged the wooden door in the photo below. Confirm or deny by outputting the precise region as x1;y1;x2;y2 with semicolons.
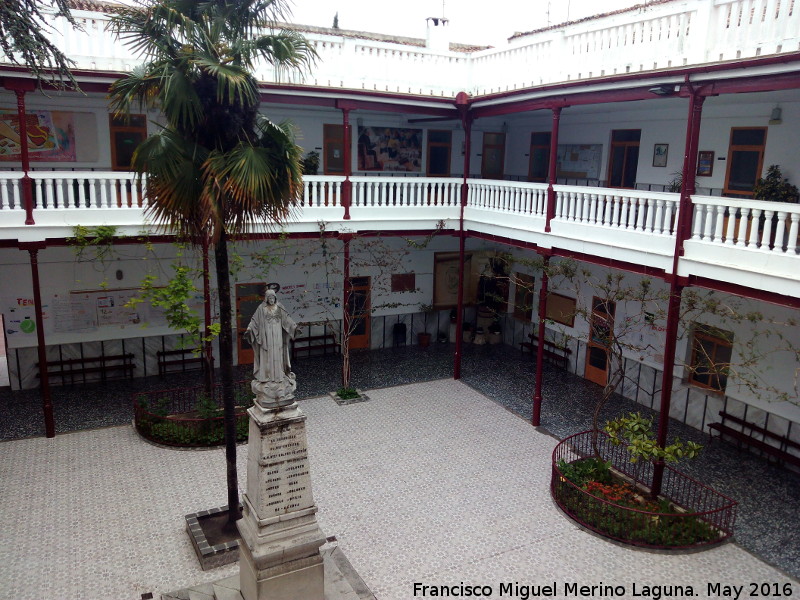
346;276;371;349
723;127;767;198
426;130;452;177
235;282;265;365
584;296;616;386
607;129;641;189
528;132;551;182
481;132;506;179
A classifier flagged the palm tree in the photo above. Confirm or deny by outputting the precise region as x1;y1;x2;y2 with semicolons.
109;0;315;528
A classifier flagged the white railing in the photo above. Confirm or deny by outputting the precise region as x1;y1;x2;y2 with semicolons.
28;171;147;210
553;185;679;236
466;180;548;215
0;172;24;211
300;175;344;208
4;0;797;97
4;170;800;262
691;195;800;254
351;176;461;208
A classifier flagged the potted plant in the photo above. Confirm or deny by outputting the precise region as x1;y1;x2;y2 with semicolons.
752;165;799;246
753;165;799;203
418;303;436;347
301;150;320;176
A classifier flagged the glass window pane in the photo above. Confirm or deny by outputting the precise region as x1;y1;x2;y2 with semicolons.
728;150;761;192
612;129;641;142
731;129;766;146
531;132;551;146
429;145;450;175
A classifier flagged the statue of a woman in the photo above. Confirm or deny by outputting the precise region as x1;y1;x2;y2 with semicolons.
244;290;298;407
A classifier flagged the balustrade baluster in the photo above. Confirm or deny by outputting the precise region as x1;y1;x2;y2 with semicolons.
746;208;761;247
554;190;563;217
786;213;799;254
735;208;750;246
381;181;389;206
333;181;341;206
773;211;788;253
758;210;774;249
690;203;703;239
611;196;621;227
663;200;675;235
52;177;64;208
712;205;725;242
644;198;655;232
580;192;589;222
588;193;598;223
33;178;44;208
654;199;664;234
724;207;737;245
568;192;578;221
701;204;714;241
0;180;7;210
302;181;310;207
119;178;130;207
635;197;647;231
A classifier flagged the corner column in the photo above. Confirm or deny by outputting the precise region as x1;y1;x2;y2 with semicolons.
454;105;472;380
341;108;352;220
544;106;562;232
652;89;705;496
532;255;550;426
6;80;37;224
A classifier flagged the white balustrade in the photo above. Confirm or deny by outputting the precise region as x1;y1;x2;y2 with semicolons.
690;195;800;254
350;176;460;209
14;0;794;98
0;172;24;211
301;175;344;209
552;186;679;236
27;171;146;210
465;180;547;216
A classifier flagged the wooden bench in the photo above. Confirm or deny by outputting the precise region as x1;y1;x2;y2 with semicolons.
708;410;800;469
38;353;135;385
291;333;341;359
520;334;572;370
157;348;204;376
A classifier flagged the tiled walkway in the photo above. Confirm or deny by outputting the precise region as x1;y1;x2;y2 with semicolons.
0;344;798;598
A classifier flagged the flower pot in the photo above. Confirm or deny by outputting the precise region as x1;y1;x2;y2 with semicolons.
418;332;432;347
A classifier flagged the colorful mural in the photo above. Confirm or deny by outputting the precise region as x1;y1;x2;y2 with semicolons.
357;125;422;172
0;110;76;161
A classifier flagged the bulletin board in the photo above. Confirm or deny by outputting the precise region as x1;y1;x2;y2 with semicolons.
556;144;603;180
545;293;577;327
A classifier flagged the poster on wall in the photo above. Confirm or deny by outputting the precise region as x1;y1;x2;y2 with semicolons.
357;125;422;172
0;110;76;161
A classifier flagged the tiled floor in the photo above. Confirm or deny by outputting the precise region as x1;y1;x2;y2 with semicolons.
0;378;796;600
1;343;799;598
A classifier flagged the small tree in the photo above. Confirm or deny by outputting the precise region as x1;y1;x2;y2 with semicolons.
108;0;315;529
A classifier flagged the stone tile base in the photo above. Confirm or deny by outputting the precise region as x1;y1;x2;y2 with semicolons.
186;505;242;571
162;543;375;600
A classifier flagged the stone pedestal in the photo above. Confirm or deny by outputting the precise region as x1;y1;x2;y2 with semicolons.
238;401;326;600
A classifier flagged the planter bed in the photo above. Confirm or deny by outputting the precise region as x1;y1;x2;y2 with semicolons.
551;431;737;549
133;380;251;447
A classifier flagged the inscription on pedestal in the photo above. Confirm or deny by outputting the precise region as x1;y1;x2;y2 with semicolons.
253;421;315;516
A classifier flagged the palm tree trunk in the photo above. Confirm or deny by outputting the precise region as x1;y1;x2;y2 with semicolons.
214;230;240;527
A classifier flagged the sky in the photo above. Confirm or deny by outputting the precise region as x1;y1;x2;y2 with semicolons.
288;0;639;46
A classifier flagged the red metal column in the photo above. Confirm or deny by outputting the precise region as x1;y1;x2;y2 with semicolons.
453;103;473;380
532;255;550;426
341;234;352;386
11;83;37;225
652;89;704;495
544;106;562;233
25;244;55;437
341;108;352;220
